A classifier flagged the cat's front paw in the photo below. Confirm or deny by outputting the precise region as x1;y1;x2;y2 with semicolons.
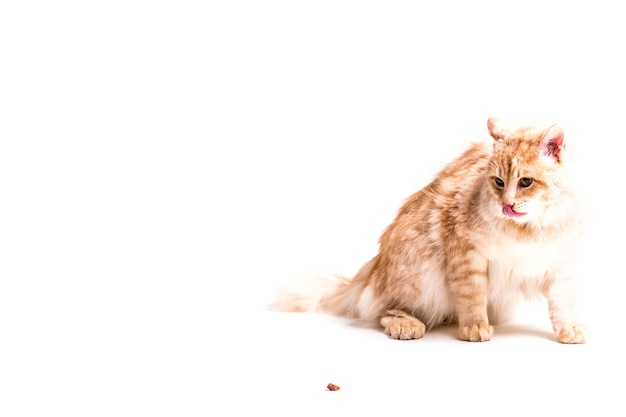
380;310;426;340
458;321;493;342
554;323;588;344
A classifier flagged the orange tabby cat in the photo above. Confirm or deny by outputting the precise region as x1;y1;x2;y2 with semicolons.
278;118;587;343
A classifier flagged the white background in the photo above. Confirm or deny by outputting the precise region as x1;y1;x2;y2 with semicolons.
1;1;624;416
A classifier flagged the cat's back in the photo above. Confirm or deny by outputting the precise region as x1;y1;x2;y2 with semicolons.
398;140;492;216
436;140;492;183
381;140;491;250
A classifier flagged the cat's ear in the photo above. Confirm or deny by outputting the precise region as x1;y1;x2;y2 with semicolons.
487;117;507;141
540;124;565;163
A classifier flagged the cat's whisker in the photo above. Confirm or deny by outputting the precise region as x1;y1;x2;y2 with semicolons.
465;199;497;225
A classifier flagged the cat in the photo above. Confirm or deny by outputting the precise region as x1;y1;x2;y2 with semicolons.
277;117;588;343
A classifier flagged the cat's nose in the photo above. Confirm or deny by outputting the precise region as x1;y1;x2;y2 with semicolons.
502;190;516;207
502;195;515;206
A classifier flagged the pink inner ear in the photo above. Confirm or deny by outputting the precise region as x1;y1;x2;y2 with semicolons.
540;125;564;162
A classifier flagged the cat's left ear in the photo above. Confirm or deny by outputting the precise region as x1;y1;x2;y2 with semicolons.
540;124;565;163
487;117;507;141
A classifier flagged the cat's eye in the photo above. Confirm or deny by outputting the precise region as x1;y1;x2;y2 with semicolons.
518;177;533;188
494;177;505;188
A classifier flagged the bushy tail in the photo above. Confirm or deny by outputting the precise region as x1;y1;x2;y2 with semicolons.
275;274;353;314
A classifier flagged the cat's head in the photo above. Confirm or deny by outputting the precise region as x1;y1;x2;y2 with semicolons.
485;117;572;226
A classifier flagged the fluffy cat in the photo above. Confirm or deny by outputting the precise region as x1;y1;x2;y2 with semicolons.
278;117;587;343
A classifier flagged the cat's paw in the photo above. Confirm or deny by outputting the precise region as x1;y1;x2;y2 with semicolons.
458;322;493;342
380;310;426;340
554;323;588;344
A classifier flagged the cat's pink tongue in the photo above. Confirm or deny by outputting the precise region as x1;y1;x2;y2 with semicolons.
502;204;521;217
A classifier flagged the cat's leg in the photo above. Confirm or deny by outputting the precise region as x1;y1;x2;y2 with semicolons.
545;276;588;344
380;310;426;340
449;253;493;342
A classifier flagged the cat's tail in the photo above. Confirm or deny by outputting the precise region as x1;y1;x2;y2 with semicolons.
276;258;377;318
275;273;355;315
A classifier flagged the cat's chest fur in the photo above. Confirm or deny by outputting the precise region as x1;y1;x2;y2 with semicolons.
481;229;577;296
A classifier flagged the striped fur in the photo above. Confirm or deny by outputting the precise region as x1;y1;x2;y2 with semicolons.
278;118;587;343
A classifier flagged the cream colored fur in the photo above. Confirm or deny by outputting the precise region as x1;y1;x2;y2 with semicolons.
277;118;587;343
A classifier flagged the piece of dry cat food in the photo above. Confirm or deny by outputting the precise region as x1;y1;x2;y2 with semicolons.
326;383;340;391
